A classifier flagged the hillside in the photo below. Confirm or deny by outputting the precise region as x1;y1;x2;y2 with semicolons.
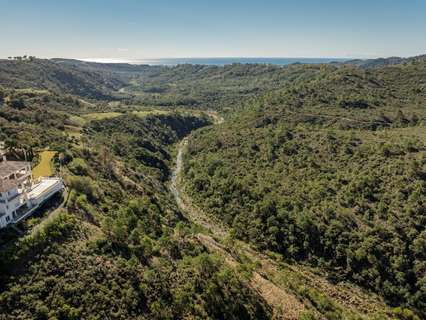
183;59;426;316
0;59;127;100
0;56;425;319
0;95;271;318
345;55;426;69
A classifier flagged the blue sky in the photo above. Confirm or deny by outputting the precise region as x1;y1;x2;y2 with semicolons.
1;0;425;59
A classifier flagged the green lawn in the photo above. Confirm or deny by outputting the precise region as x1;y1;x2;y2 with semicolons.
83;112;123;121
32;151;57;178
132;110;170;117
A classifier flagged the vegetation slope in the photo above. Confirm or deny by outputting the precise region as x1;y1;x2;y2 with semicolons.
0;78;270;319
183;58;426;316
0;56;425;319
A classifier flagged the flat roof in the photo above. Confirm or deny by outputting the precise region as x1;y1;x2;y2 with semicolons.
27;178;61;200
0;161;31;178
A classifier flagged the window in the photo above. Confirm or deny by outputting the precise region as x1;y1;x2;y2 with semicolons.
5;216;10;222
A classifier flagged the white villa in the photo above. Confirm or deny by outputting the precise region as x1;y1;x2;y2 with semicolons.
0;153;64;229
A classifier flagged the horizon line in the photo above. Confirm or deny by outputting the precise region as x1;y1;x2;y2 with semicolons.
75;56;368;65
3;54;424;64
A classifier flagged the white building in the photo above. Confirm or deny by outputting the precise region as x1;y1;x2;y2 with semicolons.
0;159;64;229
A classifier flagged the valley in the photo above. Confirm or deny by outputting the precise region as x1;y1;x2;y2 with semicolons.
171;121;395;320
0;56;425;319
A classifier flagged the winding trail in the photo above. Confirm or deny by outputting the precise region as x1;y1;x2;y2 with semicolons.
170;134;308;320
170;138;228;238
170;112;392;319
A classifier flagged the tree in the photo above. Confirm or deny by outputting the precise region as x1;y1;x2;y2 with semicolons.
9;97;25;109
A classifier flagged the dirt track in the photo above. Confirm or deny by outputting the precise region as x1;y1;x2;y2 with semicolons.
170;137;308;319
169;114;392;319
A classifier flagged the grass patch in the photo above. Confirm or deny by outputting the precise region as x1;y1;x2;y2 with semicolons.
68;112;123;127
64;125;82;138
32;151;56;178
68;115;87;127
14;88;50;95
132;110;170;117
83;112;123;121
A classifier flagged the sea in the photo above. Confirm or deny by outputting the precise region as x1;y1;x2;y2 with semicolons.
83;57;349;66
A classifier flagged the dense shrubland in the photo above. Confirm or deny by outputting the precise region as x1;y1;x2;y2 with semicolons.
184;59;426;315
1;56;426;318
0;59;126;100
0;93;269;319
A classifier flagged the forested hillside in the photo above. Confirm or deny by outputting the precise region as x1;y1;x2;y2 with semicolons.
0;58;127;100
0;75;273;319
184;59;426;316
0;56;425;319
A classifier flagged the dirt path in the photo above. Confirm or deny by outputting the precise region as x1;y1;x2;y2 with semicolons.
170;138;228;238
170;118;392;319
170;138;308;320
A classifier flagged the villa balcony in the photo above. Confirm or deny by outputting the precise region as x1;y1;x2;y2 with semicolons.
12;178;64;224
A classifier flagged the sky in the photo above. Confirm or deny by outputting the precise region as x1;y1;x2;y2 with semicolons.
1;0;425;60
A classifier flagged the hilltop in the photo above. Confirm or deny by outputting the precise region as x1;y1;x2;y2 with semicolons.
345;54;426;68
0;58;127;100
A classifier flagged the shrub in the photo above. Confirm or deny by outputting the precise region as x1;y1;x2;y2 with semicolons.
68;158;89;176
65;176;99;202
